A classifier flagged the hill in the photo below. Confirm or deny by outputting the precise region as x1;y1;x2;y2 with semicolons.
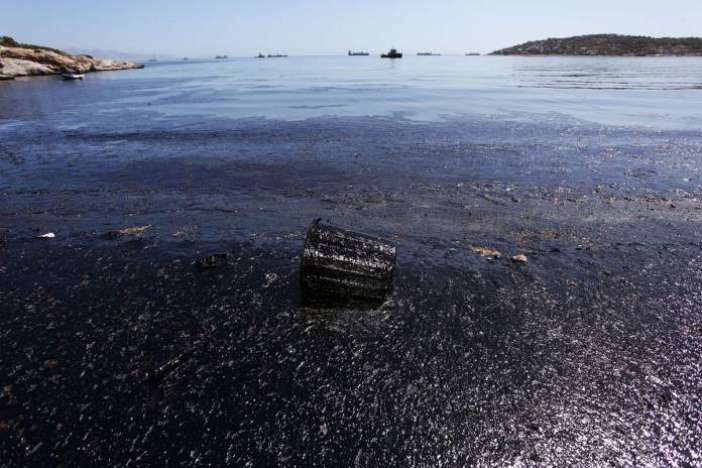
491;34;702;56
0;36;143;79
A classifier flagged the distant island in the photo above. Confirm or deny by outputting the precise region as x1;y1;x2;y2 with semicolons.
491;34;702;56
0;36;143;80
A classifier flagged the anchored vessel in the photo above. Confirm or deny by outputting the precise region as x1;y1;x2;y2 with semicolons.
61;73;84;80
348;50;370;56
417;52;441;56
381;48;403;59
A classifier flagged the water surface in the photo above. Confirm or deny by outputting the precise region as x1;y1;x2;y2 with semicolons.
2;55;702;129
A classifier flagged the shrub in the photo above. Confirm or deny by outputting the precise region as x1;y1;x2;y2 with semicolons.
0;35;68;55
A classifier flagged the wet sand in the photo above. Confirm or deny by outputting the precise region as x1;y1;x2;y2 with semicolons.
1;116;702;466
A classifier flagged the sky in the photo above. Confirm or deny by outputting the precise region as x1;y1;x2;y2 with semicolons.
2;0;701;57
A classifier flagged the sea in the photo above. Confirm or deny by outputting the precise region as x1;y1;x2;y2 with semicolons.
2;55;702;128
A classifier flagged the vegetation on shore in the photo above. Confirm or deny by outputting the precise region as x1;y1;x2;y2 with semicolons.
491;34;702;56
1;35;69;56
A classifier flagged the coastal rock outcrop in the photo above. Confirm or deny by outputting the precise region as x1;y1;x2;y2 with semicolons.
491;34;702;56
0;36;143;78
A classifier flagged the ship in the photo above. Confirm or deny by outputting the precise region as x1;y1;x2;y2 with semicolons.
417;52;441;56
348;50;370;56
465;52;481;56
267;54;288;58
62;73;84;80
256;53;265;58
215;55;228;59
381;48;402;59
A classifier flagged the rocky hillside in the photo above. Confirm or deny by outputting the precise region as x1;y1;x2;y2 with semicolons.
0;36;143;79
491;34;702;56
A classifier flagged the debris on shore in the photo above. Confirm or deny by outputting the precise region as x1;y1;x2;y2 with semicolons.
194;253;229;270
301;219;396;307
263;272;278;288
103;225;151;240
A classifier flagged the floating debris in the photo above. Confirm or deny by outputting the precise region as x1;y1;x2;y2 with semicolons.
512;254;528;263
37;232;55;239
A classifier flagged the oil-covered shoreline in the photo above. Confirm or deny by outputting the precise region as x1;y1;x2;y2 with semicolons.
1;114;702;466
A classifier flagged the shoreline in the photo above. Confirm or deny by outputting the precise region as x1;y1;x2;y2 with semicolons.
0;44;143;80
2;211;701;465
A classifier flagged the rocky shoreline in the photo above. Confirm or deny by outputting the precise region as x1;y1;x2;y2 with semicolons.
492;34;702;56
0;36;143;79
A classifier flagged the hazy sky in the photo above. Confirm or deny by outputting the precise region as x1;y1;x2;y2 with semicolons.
3;0;701;56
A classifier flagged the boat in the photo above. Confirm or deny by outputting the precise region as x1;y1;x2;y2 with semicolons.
215;55;228;59
256;53;265;58
417;52;441;56
348;50;370;56
62;73;84;80
465;52;481;56
267;54;288;58
183;57;189;61
381;48;402;59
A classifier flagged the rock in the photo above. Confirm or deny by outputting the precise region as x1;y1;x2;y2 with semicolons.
470;246;502;258
511;254;528;263
0;37;143;79
301;219;396;307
